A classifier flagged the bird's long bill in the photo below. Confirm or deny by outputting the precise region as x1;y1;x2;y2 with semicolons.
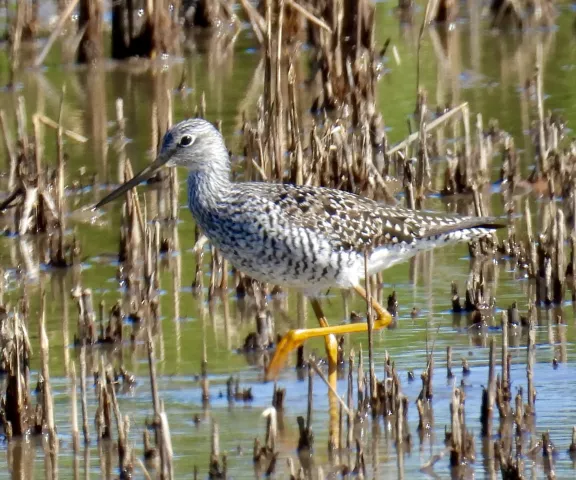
92;154;168;210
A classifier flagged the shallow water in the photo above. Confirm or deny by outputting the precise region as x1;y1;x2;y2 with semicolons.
1;1;576;479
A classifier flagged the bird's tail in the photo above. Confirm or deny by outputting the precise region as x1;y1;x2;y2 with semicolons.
413;214;505;240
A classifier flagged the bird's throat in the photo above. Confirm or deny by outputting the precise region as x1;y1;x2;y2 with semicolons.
187;170;232;215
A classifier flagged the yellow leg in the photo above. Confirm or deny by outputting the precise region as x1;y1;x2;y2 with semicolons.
265;287;393;380
265;287;394;449
308;298;339;450
352;284;394;327
309;298;338;374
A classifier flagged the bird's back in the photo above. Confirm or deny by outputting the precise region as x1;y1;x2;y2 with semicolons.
187;181;503;292
231;182;502;251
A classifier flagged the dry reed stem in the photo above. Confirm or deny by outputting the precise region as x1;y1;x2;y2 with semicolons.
416;0;440;97
0;110;17;189
80;345;89;444
387;103;469;155
306;362;313;432
535;42;546;172
137;458;154;480
71;361;79;452
55;89;67;266
274;0;285;182
263;406;278;451
285;0;332;33
36;114;88;143
105;367;127;464
346;349;354;450
416;102;431;200
34;0;81;66
526;306;536;415
363;250;376;400
16;96;28;152
40;292;58;454
501;311;509;390
9;0;25;71
115;98;127;183
146;327;168;477
32;113;43;192
309;358;352;416
159;405;174;479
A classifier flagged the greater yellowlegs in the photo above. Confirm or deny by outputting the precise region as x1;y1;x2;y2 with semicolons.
94;118;503;379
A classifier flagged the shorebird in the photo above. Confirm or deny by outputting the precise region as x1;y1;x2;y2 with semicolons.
94;118;503;381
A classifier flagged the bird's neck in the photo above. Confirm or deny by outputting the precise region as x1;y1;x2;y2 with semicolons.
187;166;233;214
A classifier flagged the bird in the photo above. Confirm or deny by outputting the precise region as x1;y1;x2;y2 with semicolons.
94;118;504;380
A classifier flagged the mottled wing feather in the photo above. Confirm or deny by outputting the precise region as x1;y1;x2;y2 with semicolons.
241;182;502;251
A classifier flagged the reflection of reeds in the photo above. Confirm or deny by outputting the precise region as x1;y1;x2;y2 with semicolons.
78;0;103;63
490;0;556;29
0;96;86;276
1;310;33;437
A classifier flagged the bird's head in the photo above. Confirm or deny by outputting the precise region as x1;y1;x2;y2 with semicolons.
156;118;227;170
93;118;228;210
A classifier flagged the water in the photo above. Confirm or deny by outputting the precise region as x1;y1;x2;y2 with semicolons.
1;2;576;478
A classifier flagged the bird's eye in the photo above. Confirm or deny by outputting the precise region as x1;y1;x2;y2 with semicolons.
179;134;194;147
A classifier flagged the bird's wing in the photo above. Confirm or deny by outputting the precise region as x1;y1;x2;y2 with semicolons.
243;182;502;251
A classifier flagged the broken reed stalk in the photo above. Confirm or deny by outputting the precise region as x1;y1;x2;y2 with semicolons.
115;98;127;184
209;421;226;478
159;404;174;478
57;98;66;255
212;421;220;457
80;345;90;444
285;0;331;32
201;346;210;407
501;310;509;392
146;328;167;478
264;406;277;452
32;114;43;192
306;361;313;437
208;246;219;297
34;0;81;67
364;250;375;401
388;103;470;156
192;230;206;292
273;0;285;182
104;367;129;473
526;306;536;415
71;361;80;452
346;349;354;450
0;109;18;190
416;102;431;203
415;0;439;98
481;338;496;437
78;0;104;63
449;386;474;466
295;364;314;458
3;309;33;438
137;458;154;480
36;114;88;143
357;346;365;410
40;292;57;453
535;43;547;173
9;0;25;72
309;359;351;416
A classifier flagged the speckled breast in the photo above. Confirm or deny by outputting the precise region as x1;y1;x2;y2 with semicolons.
198;215;358;290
